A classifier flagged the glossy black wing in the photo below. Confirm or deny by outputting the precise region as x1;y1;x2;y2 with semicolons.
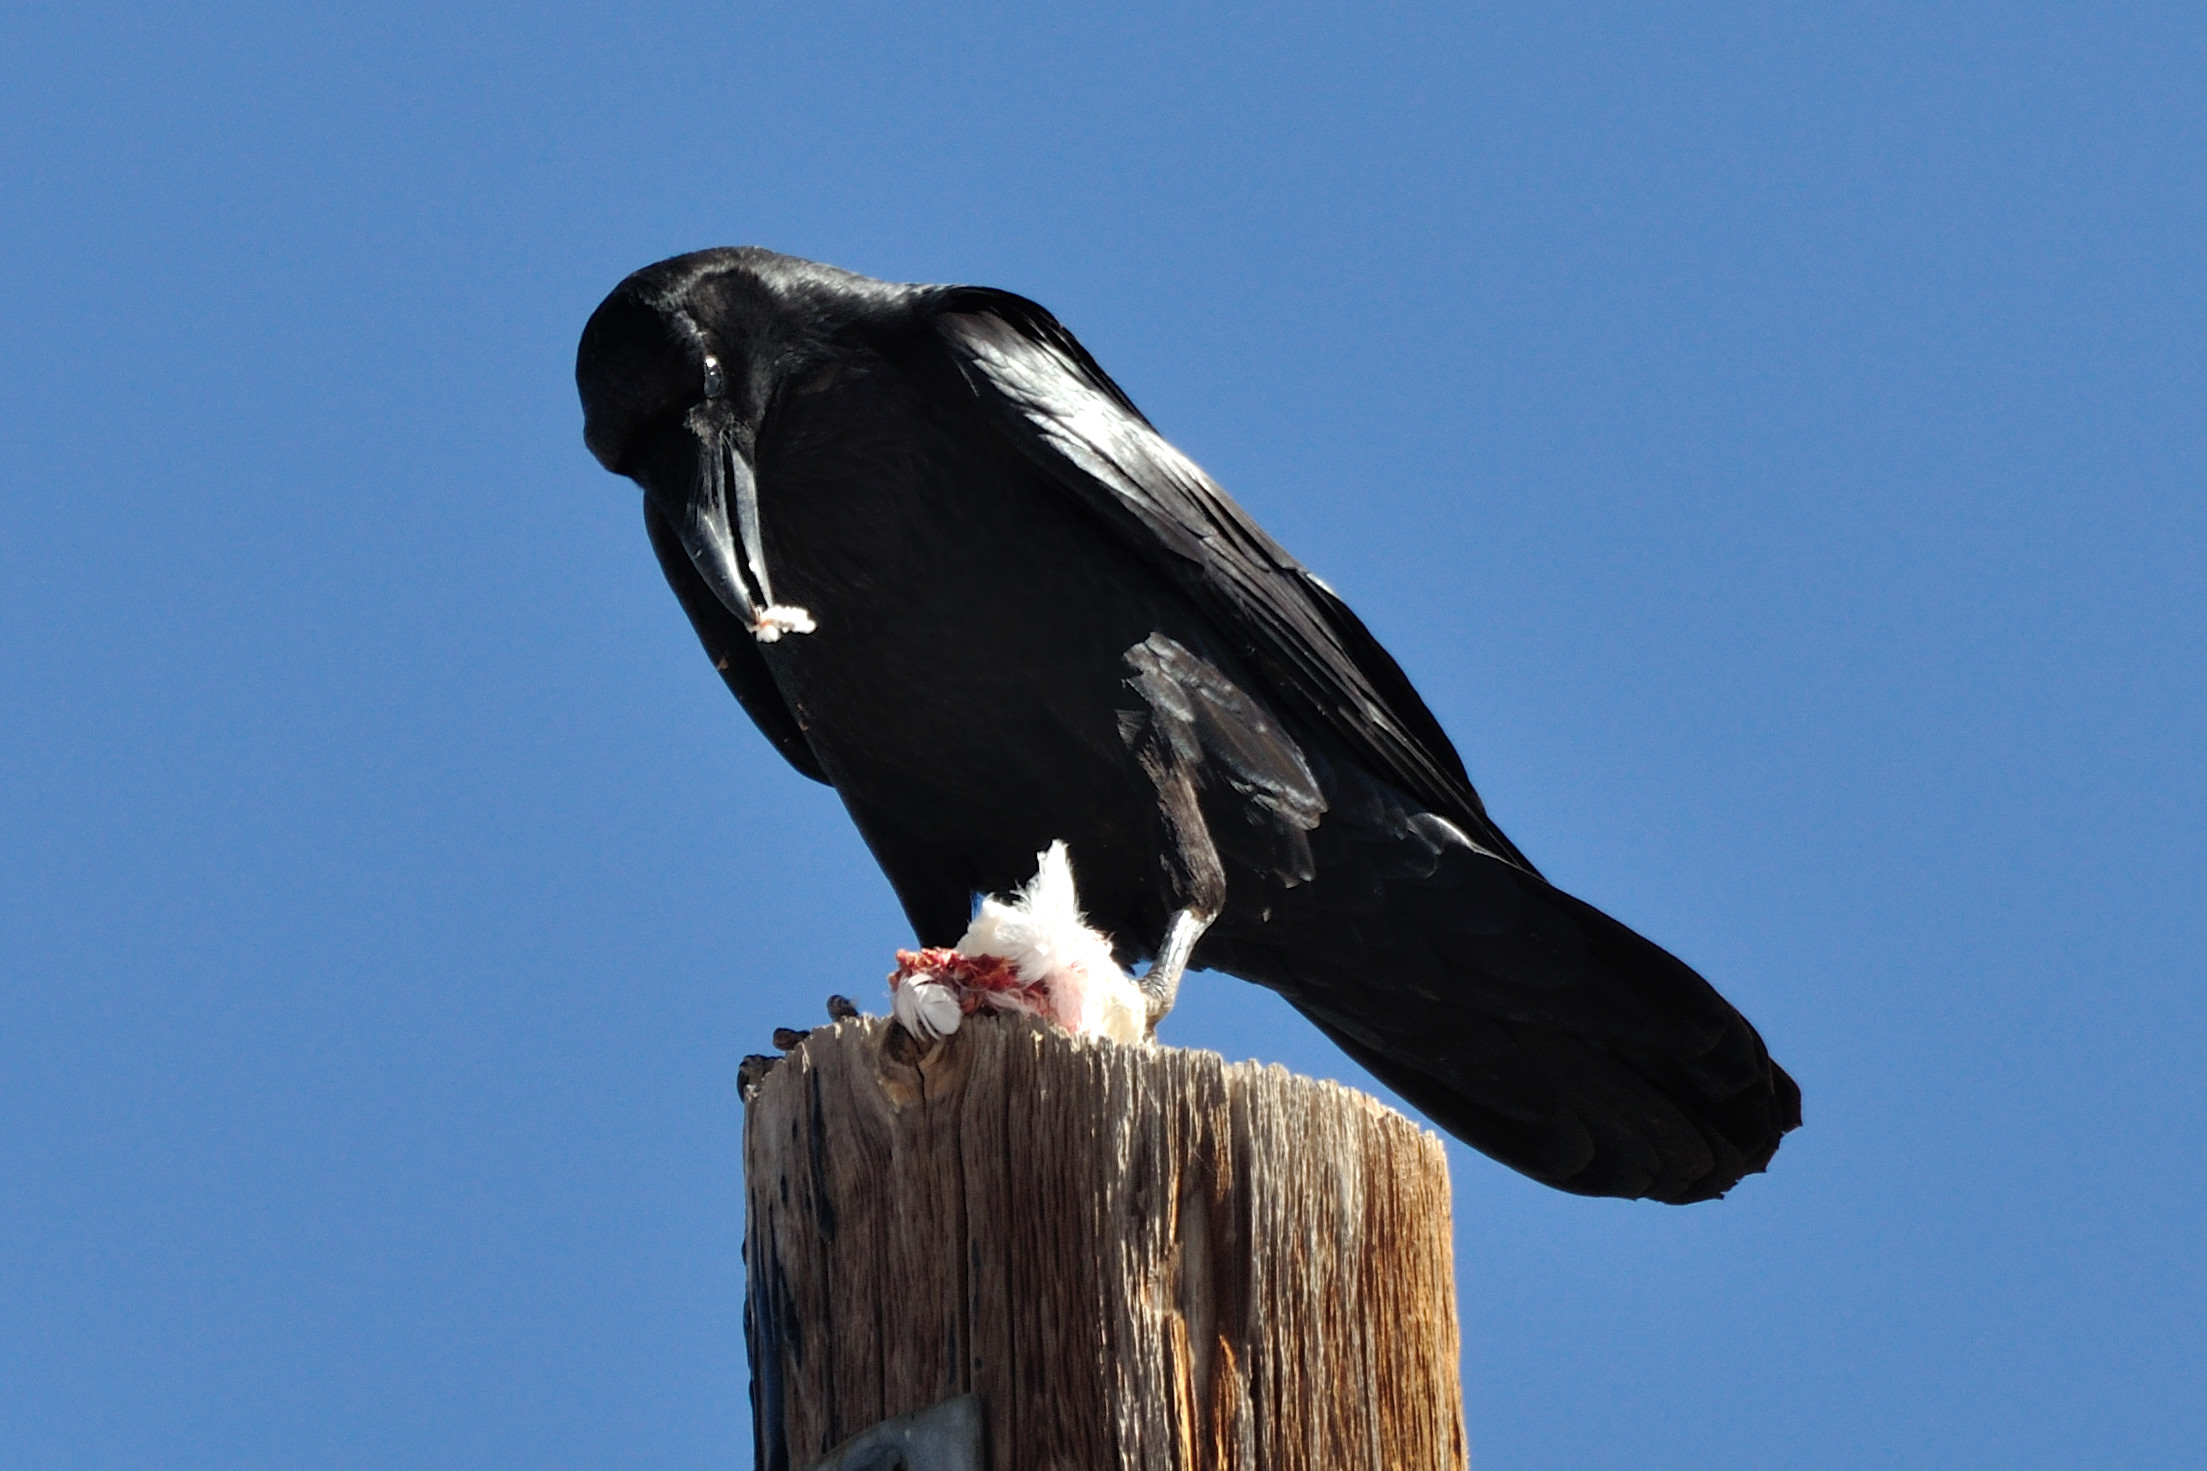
927;288;1535;875
642;495;829;784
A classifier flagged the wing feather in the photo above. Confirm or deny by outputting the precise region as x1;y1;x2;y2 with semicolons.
928;288;1534;874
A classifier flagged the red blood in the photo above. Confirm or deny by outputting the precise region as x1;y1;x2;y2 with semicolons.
890;947;1050;1016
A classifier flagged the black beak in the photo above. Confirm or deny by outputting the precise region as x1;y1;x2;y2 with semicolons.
651;403;814;643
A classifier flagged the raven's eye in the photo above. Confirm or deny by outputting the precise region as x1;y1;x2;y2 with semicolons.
702;356;726;399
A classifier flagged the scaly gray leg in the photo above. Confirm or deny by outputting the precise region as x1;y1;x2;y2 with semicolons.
1140;904;1217;1026
1121;638;1233;1032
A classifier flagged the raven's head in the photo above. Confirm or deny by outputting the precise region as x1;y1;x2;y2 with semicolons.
577;247;902;641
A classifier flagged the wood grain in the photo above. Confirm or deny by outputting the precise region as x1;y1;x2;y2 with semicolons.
744;1012;1465;1471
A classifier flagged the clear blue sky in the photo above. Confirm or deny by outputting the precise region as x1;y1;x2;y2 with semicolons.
4;4;2200;1467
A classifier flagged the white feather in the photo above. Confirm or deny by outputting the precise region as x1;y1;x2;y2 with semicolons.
958;841;1147;1044
892;976;964;1040
749;604;816;642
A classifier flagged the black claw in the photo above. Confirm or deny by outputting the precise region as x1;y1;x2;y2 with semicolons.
737;1053;781;1097
826;994;859;1021
771;1026;807;1051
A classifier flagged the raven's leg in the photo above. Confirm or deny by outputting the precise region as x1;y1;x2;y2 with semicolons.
1127;709;1227;1030
1140;905;1214;1024
1120;632;1328;1030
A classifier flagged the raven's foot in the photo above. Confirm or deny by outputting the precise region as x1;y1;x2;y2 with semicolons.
742;996;865;1099
770;994;863;1048
736;1053;780;1098
1140;906;1215;1033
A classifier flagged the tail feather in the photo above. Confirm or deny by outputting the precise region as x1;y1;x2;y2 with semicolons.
1204;782;1802;1204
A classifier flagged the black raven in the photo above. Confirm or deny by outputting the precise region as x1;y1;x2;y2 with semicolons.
576;248;1800;1203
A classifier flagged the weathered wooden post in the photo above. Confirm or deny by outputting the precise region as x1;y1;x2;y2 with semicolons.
743;1011;1466;1471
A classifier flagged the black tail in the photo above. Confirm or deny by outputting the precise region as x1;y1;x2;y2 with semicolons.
1206;805;1802;1204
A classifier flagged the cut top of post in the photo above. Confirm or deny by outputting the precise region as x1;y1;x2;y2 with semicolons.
743;1012;1466;1471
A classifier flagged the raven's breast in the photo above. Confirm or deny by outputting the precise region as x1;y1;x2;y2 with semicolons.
744;354;1216;935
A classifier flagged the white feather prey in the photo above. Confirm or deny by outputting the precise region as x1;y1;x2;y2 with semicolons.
890;841;1147;1045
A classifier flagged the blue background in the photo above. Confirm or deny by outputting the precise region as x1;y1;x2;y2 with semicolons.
4;4;2200;1467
